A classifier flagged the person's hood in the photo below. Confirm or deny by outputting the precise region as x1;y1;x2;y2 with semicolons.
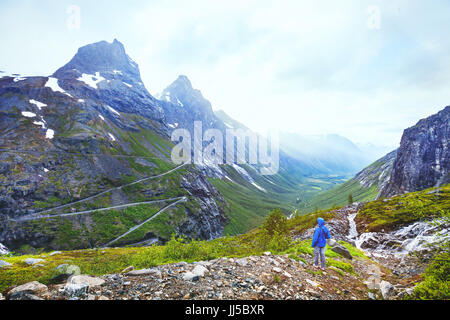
317;218;325;227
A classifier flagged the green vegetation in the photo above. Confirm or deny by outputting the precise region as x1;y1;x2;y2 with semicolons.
0;208;365;293
299;178;379;214
410;249;450;300
210;164;343;235
357;185;450;232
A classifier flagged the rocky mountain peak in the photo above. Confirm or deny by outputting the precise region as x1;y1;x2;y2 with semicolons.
160;75;212;114
53;39;141;81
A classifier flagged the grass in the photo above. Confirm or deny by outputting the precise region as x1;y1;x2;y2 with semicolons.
357;185;450;232
0;208;369;294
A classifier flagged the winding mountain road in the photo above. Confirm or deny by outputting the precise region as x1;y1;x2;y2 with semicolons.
101;197;187;248
11;197;187;222
27;163;187;217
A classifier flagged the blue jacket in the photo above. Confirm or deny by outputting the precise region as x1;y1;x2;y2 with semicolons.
311;218;331;248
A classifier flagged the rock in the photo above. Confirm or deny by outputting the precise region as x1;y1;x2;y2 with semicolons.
0;293;4;300
121;266;134;273
182;272;199;282
379;281;395;300
24;258;46;265
272;267;282;273
331;245;353;260
9;293;44;300
49;251;62;256
126;268;162;278
64;283;89;297
98;295;110;300
51;264;81;283
7;281;48;299
192;265;208;277
235;258;248;267
263;252;272;256
368;292;377;300
0;260;11;268
68;275;105;287
405;287;415;296
305;279;320;288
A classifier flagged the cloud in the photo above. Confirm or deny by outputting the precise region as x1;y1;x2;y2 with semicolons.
1;0;449;149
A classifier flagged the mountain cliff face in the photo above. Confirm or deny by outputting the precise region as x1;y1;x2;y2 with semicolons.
0;40;230;252
380;106;449;197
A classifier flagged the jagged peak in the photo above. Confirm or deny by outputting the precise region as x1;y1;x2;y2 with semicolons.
53;39;141;80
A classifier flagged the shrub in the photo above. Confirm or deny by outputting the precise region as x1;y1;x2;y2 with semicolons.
412;251;450;300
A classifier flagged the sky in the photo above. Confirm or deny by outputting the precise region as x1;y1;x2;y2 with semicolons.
1;0;450;149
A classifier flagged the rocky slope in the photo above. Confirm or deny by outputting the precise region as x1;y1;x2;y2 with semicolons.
380;106;449;197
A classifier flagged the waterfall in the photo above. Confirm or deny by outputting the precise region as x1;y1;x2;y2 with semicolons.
345;215;449;257
347;213;359;239
0;243;9;255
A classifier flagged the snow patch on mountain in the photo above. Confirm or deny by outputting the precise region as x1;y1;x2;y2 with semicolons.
108;133;116;141
46;129;55;139
77;72;105;89
45;77;73;97
29;99;47;110
106;105;120;116
21;111;36;118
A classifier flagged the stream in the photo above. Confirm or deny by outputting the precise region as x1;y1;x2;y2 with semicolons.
346;213;449;258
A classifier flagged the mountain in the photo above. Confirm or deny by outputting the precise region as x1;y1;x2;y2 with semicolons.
0;39;347;253
0;40;230;252
302;105;449;212
380;106;449;197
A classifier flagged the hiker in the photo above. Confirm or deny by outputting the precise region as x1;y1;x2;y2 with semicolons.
311;217;331;270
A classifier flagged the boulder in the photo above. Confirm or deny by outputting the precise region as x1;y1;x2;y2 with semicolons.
126;268;162;278
24;258;46;265
51;264;81;283
331;245;353;260
379;281;395;300
235;258;248;267
7;281;48;299
68;275;105;287
192;265;208;277
49;251;62;256
182;271;199;282
64;283;89;297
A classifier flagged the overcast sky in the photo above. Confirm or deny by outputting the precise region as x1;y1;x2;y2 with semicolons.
1;0;449;149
